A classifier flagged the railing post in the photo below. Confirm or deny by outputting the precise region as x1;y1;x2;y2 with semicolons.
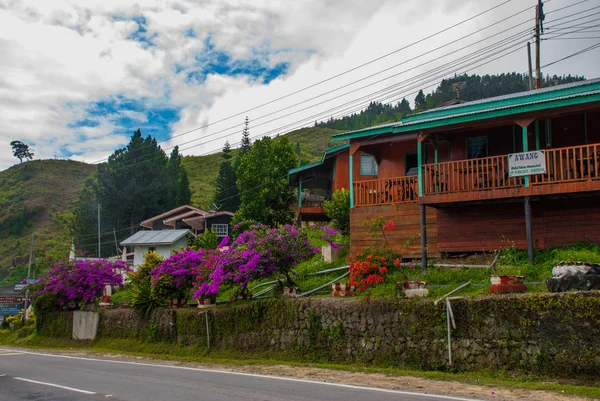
349;155;354;208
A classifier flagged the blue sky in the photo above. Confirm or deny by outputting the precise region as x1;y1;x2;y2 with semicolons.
1;0;598;169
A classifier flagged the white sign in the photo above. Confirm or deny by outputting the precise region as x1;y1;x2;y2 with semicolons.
508;150;546;177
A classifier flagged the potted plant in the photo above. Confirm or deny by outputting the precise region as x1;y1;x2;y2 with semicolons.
490;265;526;294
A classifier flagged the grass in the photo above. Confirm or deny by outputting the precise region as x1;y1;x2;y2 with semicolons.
0;160;96;283
2;334;599;399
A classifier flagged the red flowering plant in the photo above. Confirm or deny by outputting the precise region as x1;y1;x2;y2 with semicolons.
347;218;402;292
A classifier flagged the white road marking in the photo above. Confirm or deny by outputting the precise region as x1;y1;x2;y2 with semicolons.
10;349;481;401
14;377;97;395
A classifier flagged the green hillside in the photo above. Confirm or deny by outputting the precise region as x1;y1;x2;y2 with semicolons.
182;126;343;208
0;160;96;283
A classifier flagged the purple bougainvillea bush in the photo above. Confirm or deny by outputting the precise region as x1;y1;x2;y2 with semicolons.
192;224;338;300
38;259;129;308
150;249;206;300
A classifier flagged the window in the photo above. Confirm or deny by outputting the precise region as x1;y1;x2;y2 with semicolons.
466;136;487;159
148;246;156;253
405;153;418;176
211;224;228;236
360;154;378;176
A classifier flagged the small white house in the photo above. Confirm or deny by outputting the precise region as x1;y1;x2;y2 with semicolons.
120;229;192;268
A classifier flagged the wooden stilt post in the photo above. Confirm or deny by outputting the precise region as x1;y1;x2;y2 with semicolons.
420;203;428;273
524;196;534;265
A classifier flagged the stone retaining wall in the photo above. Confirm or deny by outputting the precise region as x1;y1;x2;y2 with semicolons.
48;292;600;376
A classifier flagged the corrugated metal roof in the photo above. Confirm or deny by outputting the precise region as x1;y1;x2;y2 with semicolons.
120;229;191;246
331;78;600;141
287;143;350;176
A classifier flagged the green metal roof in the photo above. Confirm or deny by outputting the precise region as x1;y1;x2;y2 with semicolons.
332;79;600;142
287;143;349;176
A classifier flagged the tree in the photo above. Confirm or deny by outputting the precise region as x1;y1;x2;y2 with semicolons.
397;98;412;115
213;142;239;212
167;146;191;208
93;129;191;235
10;141;34;164
235;116;251;170
323;189;350;235
414;90;426;110
236;136;298;226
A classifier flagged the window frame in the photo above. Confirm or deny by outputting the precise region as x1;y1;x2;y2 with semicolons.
359;154;378;176
211;223;229;237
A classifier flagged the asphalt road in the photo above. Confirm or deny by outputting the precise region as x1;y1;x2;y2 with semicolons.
0;348;481;401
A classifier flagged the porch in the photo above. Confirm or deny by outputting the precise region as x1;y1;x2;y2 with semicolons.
421;143;600;204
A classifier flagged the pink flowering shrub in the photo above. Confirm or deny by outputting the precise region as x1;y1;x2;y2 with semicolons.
192;224;337;300
150;249;206;300
38;259;129;309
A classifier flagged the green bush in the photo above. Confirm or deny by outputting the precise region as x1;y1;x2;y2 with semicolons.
193;228;220;250
323;189;350;235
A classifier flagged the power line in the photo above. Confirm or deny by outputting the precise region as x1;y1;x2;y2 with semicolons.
88;0;517;165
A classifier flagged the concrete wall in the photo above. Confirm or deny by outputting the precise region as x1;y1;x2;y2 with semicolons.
132;238;188;267
72;311;99;340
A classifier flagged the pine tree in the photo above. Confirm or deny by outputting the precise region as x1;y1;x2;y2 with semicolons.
235;116;251;171
213;142;239;211
414;90;426;110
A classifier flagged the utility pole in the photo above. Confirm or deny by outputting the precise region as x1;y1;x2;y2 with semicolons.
98;203;101;259
527;42;534;90
113;228;120;256
25;231;34;318
535;0;545;89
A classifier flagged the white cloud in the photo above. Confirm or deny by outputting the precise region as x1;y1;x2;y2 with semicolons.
0;0;598;170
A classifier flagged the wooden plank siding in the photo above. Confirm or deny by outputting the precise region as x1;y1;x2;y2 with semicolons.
350;203;438;258
436;195;600;252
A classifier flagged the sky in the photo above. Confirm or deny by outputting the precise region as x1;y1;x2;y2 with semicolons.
1;0;599;170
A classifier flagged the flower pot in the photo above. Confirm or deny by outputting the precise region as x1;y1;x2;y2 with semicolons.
280;287;300;297
169;299;187;308
397;281;428;298
197;298;216;308
402;280;427;290
499;275;517;284
490;275;501;285
331;283;355;297
490;282;527;294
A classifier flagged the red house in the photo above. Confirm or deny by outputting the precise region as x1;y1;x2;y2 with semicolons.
331;79;600;263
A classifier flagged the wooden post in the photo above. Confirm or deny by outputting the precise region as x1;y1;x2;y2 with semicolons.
524;196;534;265
522;126;529;187
535;121;540;150
298;180;303;208
349;155;354;208
417;140;423;196
584;113;588;145
420;204;428;273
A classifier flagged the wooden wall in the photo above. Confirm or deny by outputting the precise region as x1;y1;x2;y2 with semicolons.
350;203;438;258
333;151;350;192
436;195;600;252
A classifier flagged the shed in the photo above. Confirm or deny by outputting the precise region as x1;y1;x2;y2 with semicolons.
120;229;192;268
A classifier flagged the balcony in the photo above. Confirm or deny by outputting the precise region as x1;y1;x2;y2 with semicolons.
421;143;600;204
353;176;418;207
291;189;332;216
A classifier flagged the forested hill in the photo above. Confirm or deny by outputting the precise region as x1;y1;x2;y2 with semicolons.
317;73;585;132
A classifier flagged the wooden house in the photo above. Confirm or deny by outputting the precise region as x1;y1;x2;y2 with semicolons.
288;144;350;225
140;205;233;237
331;79;600;263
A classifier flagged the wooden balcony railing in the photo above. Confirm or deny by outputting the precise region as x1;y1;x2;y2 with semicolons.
423;143;600;197
353;176;418;207
531;143;600;185
292;189;332;207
